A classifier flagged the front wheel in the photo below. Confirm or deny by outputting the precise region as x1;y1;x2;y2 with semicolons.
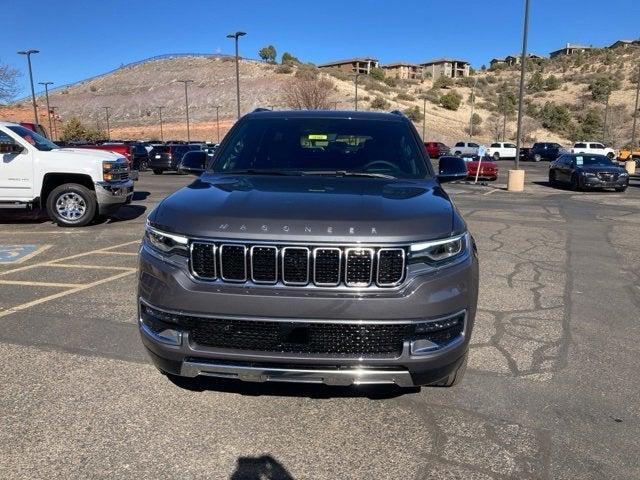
607;152;615;160
46;183;97;227
570;173;581;191
139;160;149;172
493;152;500;161
153;169;163;175
534;154;542;162
615;186;627;192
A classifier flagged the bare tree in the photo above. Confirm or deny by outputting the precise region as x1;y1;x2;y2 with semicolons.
518;116;541;144
488;116;503;141
283;76;334;110
0;60;20;105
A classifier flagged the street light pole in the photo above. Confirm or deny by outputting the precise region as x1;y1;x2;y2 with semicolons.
513;0;530;171
18;49;40;124
215;105;221;143
227;31;246;119
469;76;479;138
353;73;362;111
177;80;194;142
102;106;111;140
38;81;54;138
156;106;164;142
631;64;639;146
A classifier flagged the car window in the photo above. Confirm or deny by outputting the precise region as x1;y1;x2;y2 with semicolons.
573;155;612;166
469;143;479;148
505;143;516;148
590;143;604;149
6;125;59;151
455;142;464;147
574;143;587;148
0;130;15;145
490;143;501;148
213;117;430;179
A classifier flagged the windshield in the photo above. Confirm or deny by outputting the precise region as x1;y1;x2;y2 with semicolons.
212;117;430;179
574;155;613;166
7;125;59;151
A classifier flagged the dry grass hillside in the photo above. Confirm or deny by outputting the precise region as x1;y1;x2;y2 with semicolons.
2;47;639;147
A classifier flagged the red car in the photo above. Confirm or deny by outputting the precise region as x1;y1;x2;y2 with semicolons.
424;141;450;158
465;157;498;181
19;122;49;139
72;143;132;168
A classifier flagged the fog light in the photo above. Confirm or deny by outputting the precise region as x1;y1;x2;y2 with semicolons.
411;313;465;355
140;304;183;345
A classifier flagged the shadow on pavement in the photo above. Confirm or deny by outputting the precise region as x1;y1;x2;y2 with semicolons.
132;191;150;201
0;210;50;225
99;205;147;224
166;374;419;400
230;455;294;480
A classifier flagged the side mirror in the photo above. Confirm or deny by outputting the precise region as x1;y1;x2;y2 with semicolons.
437;156;467;183
179;151;207;176
0;142;25;154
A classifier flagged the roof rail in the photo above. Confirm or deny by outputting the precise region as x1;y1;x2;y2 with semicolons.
389;110;408;118
252;107;272;113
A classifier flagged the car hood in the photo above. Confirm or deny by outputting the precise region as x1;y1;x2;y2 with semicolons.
578;165;624;173
152;174;460;243
55;148;126;162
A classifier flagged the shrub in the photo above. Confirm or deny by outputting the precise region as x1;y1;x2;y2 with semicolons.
544;74;561;91
383;76;398;87
89;85;98;93
395;92;415;101
440;91;462;110
275;64;293;74
423;88;440;104
370;96;390;110
588;75;620;101
295;64;319;80
281;52;300;65
403;105;422;122
258;45;277;64
283;76;335;109
538;102;573;135
364;80;391;94
369;67;385;82
433;75;454;89
528;72;544;92
456;77;476;88
324;67;350;82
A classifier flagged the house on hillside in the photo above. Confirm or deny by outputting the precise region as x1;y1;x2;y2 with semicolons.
381;62;423;80
549;43;594;58
317;57;379;75
419;58;469;78
607;39;640;49
490;54;544;68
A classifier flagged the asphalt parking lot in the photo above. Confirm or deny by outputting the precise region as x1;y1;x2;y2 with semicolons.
1;163;639;480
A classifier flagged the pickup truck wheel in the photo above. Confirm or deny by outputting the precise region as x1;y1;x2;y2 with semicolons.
432;352;468;387
454;151;462;156
140;160;149;172
153;169;163;175
492;152;500;161
46;183;97;227
534;154;542;162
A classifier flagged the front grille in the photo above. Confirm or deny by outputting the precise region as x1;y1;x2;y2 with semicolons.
186;317;412;356
597;172;617;181
190;241;406;288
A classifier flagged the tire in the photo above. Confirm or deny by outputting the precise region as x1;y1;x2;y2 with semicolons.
432;352;468;387
454;151;462;156
549;171;558;187
46;183;97;227
607;152;615;160
140;160;149;172
493;152;500;161
615;186;627;192
570;173;580;191
534;154;542;162
153;169;163;175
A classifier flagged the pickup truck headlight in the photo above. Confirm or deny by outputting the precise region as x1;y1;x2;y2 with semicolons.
409;233;468;265
102;161;115;181
144;223;189;258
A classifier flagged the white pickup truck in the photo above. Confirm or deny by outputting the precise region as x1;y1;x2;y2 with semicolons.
570;141;616;159
452;141;484;156
0;121;133;227
486;142;517;160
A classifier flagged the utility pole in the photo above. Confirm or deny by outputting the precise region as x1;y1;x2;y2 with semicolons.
38;81;54;138
227;31;246;119
631;63;639;146
602;93;610;144
215;105;221;143
513;0;530;171
102;106;111;140
156;106;164;141
177;80;194;142
17;49;40;124
469;76;479;138
422;96;427;140
353;73;362;111
50;106;59;141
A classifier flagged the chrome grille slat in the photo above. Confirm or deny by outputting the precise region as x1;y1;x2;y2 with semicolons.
190;242;406;288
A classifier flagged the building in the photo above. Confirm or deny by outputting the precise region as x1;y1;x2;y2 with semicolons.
420;58;470;78
381;62;423;80
490;54;544;68
549;43;594;58
317;57;379;75
607;39;640;49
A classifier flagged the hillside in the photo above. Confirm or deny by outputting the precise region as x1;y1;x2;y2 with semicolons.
2;47;639;146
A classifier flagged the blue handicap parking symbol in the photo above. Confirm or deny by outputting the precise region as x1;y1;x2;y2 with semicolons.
0;245;41;263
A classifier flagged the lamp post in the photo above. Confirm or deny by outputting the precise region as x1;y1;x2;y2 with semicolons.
215;105;221;143
156;106;164;142
17;49;40;124
632;63;640;147
226;31;246;119
469;76;479;138
353;73;362;111
102;106;111;140
177;80;194;142
38;81;53;138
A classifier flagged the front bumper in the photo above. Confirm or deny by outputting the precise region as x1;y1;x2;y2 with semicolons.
95;179;134;214
582;176;629;189
137;244;479;387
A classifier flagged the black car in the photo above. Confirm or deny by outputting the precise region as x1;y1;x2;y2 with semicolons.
549;154;629;192
149;144;200;174
128;143;150;171
528;142;565;162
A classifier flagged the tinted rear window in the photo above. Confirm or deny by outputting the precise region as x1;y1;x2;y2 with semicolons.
574;143;587;148
213;117;429;179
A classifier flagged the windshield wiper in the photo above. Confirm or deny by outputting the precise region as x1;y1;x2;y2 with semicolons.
302;170;397;179
222;169;303;176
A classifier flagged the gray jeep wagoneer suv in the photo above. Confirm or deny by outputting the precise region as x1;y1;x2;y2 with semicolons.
138;110;478;388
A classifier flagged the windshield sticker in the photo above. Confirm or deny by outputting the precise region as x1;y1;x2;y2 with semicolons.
308;134;328;140
575;156;583;165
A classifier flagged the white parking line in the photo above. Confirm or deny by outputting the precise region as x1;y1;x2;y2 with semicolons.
0;279;81;288
483;188;501;195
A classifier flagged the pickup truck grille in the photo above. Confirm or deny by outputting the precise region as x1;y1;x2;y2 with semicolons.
190;241;406;288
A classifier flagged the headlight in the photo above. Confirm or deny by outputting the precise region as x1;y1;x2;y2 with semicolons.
409;233;468;264
620;172;629;177
144;222;189;257
102;161;115;181
583;172;596;177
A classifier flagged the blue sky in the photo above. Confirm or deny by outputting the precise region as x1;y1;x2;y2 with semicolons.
3;0;639;98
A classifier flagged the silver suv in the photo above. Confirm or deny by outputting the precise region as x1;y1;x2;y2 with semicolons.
138;110;479;388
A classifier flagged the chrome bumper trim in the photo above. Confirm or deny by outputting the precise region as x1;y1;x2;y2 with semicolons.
180;360;414;387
